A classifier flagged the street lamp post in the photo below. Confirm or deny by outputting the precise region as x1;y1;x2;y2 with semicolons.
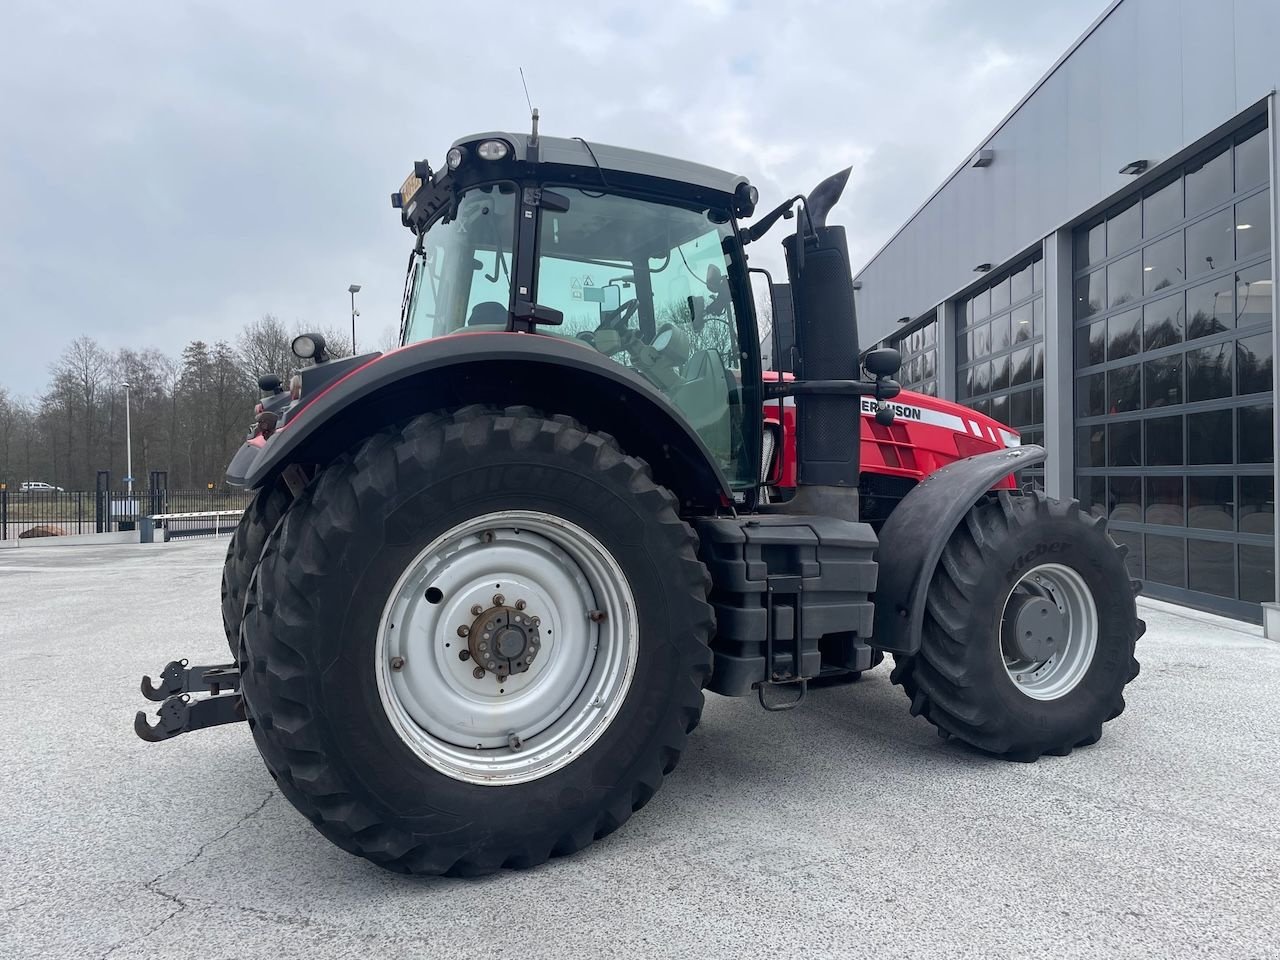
121;381;134;496
348;284;362;353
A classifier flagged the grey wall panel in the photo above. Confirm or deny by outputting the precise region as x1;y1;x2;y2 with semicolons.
855;0;1280;349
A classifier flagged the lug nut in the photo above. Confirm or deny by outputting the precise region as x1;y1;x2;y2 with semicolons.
472;666;486;679
390;656;405;671
457;625;469;637
515;600;527;610
459;649;471;662
493;594;505;606
471;604;483;616
530;616;540;627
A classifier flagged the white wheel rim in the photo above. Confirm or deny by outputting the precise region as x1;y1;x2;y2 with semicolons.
375;510;638;785
999;562;1098;701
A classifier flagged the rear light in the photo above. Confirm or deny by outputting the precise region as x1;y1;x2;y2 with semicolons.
954;433;994;460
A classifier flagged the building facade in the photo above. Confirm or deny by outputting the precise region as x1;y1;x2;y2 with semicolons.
854;0;1280;626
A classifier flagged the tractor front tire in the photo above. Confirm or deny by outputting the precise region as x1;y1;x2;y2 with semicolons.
891;491;1143;761
220;481;291;658
239;407;714;876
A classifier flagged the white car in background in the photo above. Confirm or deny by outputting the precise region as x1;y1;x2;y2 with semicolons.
19;481;65;493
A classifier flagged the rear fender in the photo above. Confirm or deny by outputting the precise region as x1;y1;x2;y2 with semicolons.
228;333;732;511
870;445;1048;655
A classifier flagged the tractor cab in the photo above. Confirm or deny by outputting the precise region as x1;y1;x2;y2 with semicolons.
393;131;764;491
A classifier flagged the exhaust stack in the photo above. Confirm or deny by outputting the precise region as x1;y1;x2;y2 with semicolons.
779;168;861;521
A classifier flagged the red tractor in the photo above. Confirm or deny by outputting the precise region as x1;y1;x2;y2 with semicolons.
137;125;1143;877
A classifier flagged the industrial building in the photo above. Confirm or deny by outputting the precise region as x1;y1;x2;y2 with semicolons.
854;0;1280;628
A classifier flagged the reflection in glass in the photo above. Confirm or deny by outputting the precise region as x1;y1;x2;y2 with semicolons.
1143;293;1183;350
1077;372;1105;417
1143;176;1182;237
1107;200;1141;254
1145;477;1184;526
990;313;1010;352
990;277;1010;311
1239;544;1275;602
1189;409;1232;463
1235;192;1271;260
1108;308;1142;359
971;360;990;395
1108;252;1141;307
990;393;1009;425
1107;364;1140;412
1145;415;1183;466
1077;321;1105;366
990;352;1011;391
1077;425;1104;467
1143;354;1182;407
1108;420;1141;467
1011;346;1033;385
1189;541;1234;597
974;320;991;355
1188;476;1234;530
1238;404;1273;463
1075;270;1104;319
1109;475;1142;520
1075;222;1105;269
1239;476;1274;534
972;288;990;321
1012;303;1033;342
1011;262;1033;303
1012;389;1033;427
1186;208;1233;278
1186;343;1232;401
1143;233;1183;294
1185;143;1231;216
1186;277;1233;339
1145;534;1186;587
1236;125;1269;190
1079;475;1107;517
1237;263;1272;327
1236;333;1272;395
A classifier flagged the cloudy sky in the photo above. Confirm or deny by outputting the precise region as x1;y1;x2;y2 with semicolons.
0;0;1102;396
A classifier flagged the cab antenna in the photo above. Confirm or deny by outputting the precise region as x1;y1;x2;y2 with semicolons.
520;67;539;145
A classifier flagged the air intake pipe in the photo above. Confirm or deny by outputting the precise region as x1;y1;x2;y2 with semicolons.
778;167;862;521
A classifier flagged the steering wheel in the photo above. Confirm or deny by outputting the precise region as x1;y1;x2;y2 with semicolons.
602;297;640;331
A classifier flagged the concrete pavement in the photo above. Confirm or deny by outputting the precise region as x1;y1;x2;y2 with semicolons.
1;539;1277;959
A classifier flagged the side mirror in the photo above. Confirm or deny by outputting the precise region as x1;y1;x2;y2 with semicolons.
864;348;902;379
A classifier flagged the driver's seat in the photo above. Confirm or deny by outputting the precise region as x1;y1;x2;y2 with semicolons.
467;301;508;328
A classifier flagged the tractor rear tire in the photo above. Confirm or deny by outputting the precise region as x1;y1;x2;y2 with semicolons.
890;491;1143;761
220;481;291;658
239;407;714;876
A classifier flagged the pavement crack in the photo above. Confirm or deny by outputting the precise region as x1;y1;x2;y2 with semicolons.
98;791;274;959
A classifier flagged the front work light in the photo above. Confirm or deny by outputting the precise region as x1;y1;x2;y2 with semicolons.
292;332;328;362
477;140;510;161
446;146;466;170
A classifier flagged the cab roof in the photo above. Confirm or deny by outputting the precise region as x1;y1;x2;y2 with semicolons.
452;131;751;201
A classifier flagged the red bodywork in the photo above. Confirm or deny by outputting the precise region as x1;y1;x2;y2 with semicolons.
763;373;1019;492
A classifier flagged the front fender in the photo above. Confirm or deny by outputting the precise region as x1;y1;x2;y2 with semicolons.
227;332;734;510
870;445;1047;655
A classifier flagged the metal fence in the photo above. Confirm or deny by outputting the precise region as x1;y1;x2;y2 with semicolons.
0;487;252;541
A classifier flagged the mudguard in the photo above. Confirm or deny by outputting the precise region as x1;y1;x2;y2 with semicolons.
870;445;1047;655
228;332;733;509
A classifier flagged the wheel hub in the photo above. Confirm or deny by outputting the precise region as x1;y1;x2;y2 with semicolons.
467;601;542;680
1002;594;1067;662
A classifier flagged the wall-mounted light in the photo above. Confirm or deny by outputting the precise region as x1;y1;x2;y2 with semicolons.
896;316;911;324
972;148;994;168
852;280;863;290
1118;160;1149;175
974;263;992;273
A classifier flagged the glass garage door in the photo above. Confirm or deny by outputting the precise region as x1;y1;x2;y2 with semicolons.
957;256;1046;480
1073;119;1274;618
894;313;938;396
